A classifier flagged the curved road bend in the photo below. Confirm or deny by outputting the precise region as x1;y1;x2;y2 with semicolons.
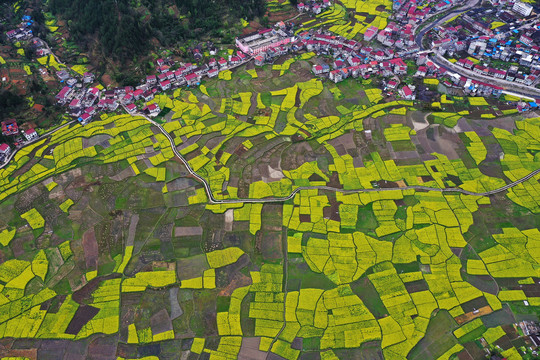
0;120;76;170
414;0;480;48
135;110;540;204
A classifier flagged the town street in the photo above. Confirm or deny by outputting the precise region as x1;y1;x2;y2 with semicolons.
416;0;540;99
434;53;540;98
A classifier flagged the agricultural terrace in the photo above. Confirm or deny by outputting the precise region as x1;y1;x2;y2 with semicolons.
0;58;537;359
296;0;391;39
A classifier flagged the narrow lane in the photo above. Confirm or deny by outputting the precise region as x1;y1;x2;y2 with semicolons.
136;109;540;204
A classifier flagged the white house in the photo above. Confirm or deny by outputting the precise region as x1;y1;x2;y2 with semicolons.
23;128;38;141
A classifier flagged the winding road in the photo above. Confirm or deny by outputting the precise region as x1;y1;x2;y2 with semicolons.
0;120;76;170
135;109;540;204
2;10;539;204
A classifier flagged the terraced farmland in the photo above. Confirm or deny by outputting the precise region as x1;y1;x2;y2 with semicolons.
0;57;538;359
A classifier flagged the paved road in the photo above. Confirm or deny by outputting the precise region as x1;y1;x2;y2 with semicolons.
134;109;540;204
1;106;537;202
0;120;76;170
415;0;540;99
434;53;540;98
414;0;480;45
36;36;66;67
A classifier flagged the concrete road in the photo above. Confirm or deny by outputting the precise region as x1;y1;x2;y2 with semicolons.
133;107;540;204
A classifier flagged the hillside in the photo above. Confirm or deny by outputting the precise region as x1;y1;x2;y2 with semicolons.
47;0;266;61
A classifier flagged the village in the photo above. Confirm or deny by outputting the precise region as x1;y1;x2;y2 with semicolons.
2;0;540;165
1;1;540;359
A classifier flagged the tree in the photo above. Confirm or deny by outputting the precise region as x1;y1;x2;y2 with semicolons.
24;45;35;60
0;90;24;118
261;15;270;28
48;0;267;64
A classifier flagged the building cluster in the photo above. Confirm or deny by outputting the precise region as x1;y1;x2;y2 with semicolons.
0;119;38;163
414;53;509;98
4;15;33;42
517;321;540;356
393;0;457;21
5;15;52;58
475;321;540;359
374;22;418;52
305;28;420;62
55;52;252;124
428;4;540;86
297;0;333;15
290;30;410;87
237;25;295;66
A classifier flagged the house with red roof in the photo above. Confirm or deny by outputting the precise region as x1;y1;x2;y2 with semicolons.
56;86;73;104
78;113;92;124
85;107;97;116
0;143;11;161
390;58;408;75
185;73;201;86
6;30;17;40
23;128;38;142
157;65;170;74
399;85;415;100
329;69;343;83
160;79;171;91
1;119;18;136
145;103;161;116
104;99;119;111
0;143;10;154
185;63;197;72
364;26;379;41
97;99;107;109
126;104;137;113
333;59;345;69
387;80;398;89
312;65;324;75
88;87;100;97
69;98;80;110
254;55;265;66
348;56;362;67
122;93;134;104
174;69;184;80
143;90;154;102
